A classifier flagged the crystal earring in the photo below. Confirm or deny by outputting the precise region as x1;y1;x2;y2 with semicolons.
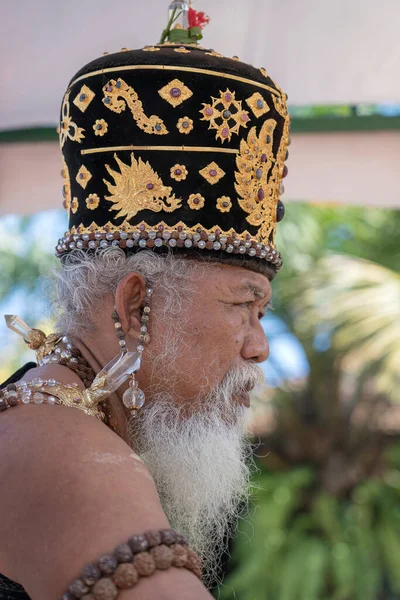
112;286;152;413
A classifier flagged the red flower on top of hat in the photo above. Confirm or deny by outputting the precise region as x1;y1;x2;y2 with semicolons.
188;7;210;29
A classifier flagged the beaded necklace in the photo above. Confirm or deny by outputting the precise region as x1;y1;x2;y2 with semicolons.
0;335;123;437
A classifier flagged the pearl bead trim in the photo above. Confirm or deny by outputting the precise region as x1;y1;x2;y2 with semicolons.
56;227;283;270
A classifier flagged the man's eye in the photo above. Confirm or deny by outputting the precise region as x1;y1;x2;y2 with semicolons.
259;301;274;320
238;301;252;309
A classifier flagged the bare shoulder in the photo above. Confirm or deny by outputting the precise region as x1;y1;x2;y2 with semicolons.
0;402;168;598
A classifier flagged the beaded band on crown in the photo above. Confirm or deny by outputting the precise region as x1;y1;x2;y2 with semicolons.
56;224;283;270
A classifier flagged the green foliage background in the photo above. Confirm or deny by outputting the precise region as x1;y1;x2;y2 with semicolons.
1;205;399;599
217;205;400;600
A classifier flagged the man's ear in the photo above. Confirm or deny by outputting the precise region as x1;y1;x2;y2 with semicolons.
114;272;147;337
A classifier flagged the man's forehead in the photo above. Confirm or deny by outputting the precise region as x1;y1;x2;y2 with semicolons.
212;266;272;297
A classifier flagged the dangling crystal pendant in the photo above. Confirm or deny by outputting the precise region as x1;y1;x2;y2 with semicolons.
5;315;34;341
87;350;141;404
122;387;145;410
122;374;145;411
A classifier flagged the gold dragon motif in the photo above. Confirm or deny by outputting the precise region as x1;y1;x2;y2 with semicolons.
102;79;168;135
104;153;182;220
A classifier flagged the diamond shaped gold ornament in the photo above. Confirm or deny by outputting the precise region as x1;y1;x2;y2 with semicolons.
73;85;95;113
75;165;92;189
158;79;193;107
245;92;270;118
199;161;226;185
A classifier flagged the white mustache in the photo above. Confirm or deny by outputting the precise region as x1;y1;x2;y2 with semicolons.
219;361;265;398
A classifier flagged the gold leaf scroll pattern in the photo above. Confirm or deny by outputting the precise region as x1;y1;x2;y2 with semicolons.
102;79;168;135
61;156;71;213
59;92;85;149
234;119;278;242
104;153;182;220
200;89;250;144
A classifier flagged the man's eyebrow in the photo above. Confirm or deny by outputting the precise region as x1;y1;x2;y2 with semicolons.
242;282;268;300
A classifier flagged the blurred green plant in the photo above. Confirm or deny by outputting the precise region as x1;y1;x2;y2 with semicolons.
220;205;400;600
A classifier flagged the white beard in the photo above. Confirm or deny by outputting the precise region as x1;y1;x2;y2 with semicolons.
129;362;264;583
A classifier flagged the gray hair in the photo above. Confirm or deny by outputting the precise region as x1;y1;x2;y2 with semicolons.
52;248;201;335
51;248;275;335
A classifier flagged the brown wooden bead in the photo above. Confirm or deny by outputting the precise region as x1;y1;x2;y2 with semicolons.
146;239;155;248
112;563;139;589
81;563;101;586
161;529;178;546
114;543;133;563
176;239;184;248
98;554;118;575
150;544;173;569
171;543;188;567
92;577;118;600
128;534;148;553
133;551;156;576
145;529;162;548
68;578;89;598
185;548;202;579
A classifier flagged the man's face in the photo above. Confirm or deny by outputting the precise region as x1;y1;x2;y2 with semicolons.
131;263;271;576
139;263;271;407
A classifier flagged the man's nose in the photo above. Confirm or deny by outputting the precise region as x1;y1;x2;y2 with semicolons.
241;320;270;363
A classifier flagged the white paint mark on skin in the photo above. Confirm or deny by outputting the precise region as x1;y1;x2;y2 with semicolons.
86;451;156;484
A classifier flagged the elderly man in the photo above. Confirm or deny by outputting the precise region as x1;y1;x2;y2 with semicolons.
0;14;289;600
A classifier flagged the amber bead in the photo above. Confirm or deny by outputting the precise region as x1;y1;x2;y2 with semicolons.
150;544;173;569
81;563;101;586
171;543;188;567
92;578;118;600
114;543;133;563
145;529;162;548
133;551;156;576
112;563;139;589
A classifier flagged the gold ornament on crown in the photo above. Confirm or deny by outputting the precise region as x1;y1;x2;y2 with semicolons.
59;92;85;148
104;153;182;220
235;120;276;241
200;89;250;143
102;78;168;135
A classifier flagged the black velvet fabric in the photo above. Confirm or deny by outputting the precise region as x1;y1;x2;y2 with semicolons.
0;574;30;600
60;44;289;252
